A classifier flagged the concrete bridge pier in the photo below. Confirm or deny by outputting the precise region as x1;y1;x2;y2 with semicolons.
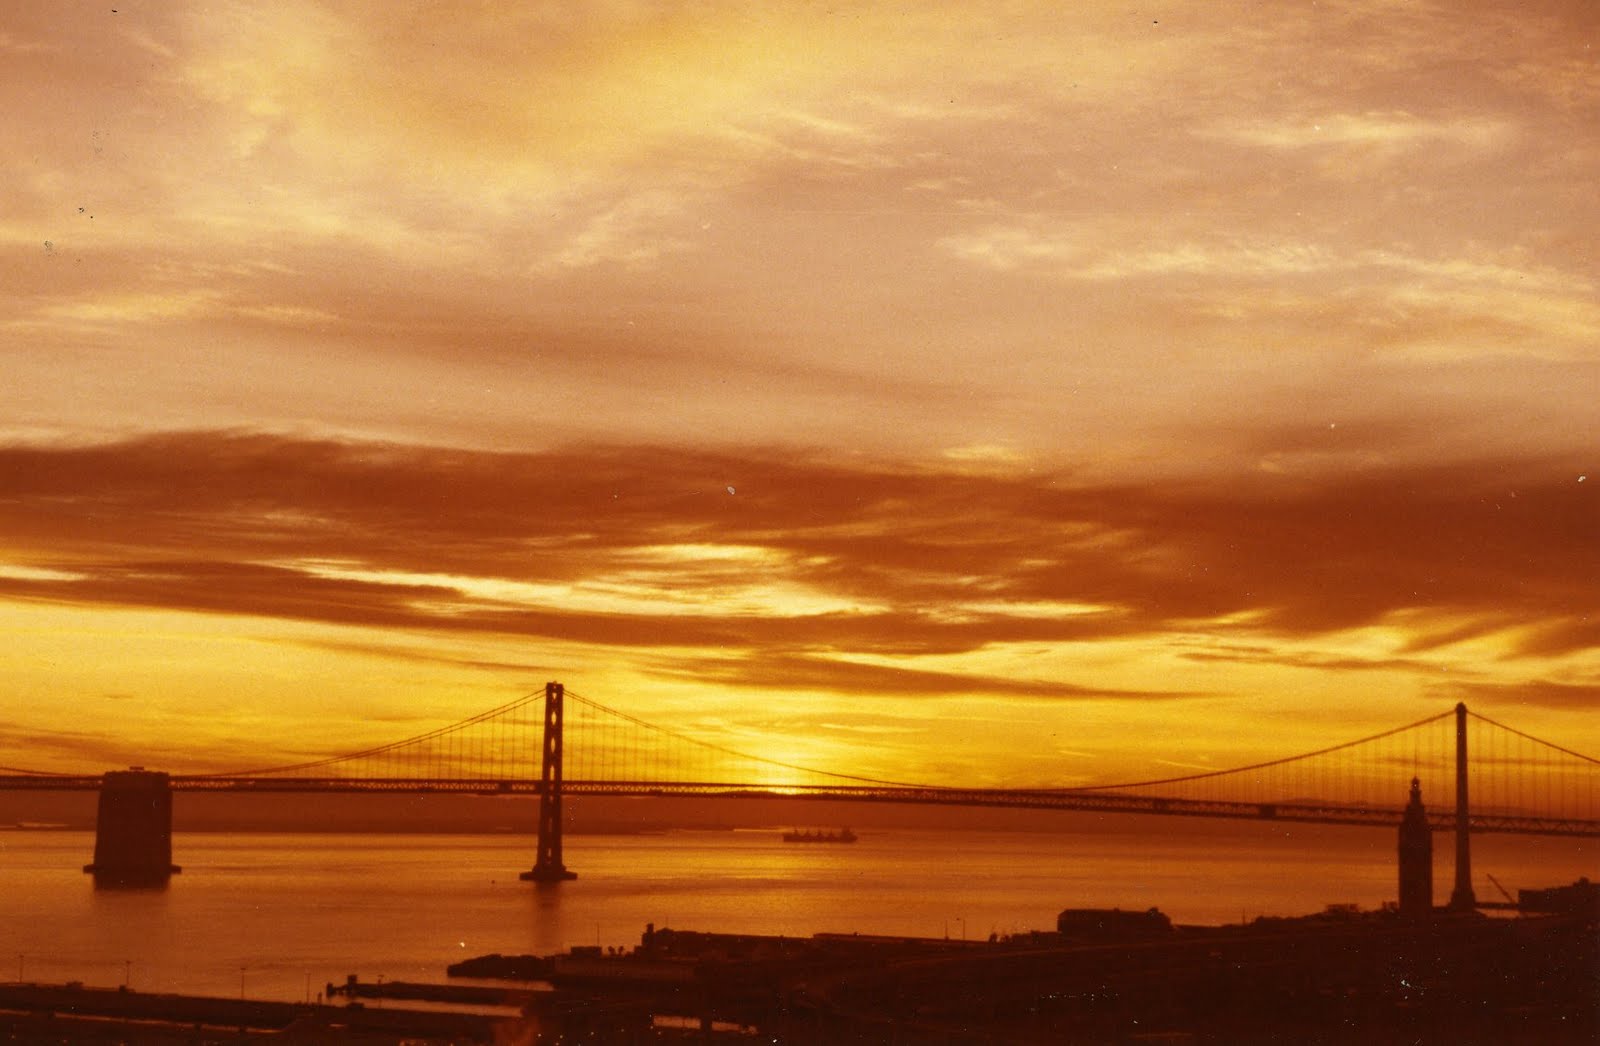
83;768;181;887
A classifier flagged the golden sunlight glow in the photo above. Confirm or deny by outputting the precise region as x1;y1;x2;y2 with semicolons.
0;0;1593;780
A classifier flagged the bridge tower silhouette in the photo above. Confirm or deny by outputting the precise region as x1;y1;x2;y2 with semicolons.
521;682;576;883
1449;701;1474;911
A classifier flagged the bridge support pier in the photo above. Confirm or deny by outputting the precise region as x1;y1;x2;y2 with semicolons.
83;769;181;887
521;682;577;883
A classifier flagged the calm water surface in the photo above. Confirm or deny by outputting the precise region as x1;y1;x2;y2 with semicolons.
3;826;1593;1002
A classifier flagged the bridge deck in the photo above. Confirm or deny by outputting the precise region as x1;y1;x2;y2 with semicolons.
3;775;1593;837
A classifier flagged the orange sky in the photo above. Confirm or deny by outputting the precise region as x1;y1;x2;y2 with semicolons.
1;2;1595;785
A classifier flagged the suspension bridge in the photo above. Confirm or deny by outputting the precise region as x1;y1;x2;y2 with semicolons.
2;684;1597;898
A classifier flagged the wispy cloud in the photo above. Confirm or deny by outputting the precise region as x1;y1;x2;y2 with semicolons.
529;189;698;274
1431;678;1600;713
0;30;56;55
943;224;1340;279
654;652;1195;701
1200;112;1512;152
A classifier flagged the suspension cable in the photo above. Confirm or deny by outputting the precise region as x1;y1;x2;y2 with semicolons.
1053;709;1456;793
1466;709;1600;766
187;690;546;778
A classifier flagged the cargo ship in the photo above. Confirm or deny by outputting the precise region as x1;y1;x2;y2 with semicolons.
782;828;857;843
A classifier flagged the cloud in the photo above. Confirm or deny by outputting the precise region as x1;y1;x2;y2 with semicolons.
653;652;1196;701
530;190;697;274
941;227;1589;298
1440;679;1600;712
0;432;1592;687
1200;112;1512;152
0;715;267;775
0;726;135;773
0;30;57;56
0;0;1592;489
1177;643;1449;676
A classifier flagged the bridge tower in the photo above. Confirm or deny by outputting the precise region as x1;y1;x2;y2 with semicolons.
520;682;577;883
1448;701;1476;911
83;768;182;887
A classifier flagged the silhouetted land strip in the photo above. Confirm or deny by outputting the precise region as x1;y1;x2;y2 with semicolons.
0;982;504;1043
4;904;1593;1043
449;907;1598;1044
326;973;537;1007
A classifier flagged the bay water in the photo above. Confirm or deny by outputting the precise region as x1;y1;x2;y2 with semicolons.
3;824;1592;1003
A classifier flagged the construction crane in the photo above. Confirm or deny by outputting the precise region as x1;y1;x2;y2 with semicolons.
1485;872;1518;910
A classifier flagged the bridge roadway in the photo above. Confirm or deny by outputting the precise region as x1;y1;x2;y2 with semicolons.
3;774;1595;838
